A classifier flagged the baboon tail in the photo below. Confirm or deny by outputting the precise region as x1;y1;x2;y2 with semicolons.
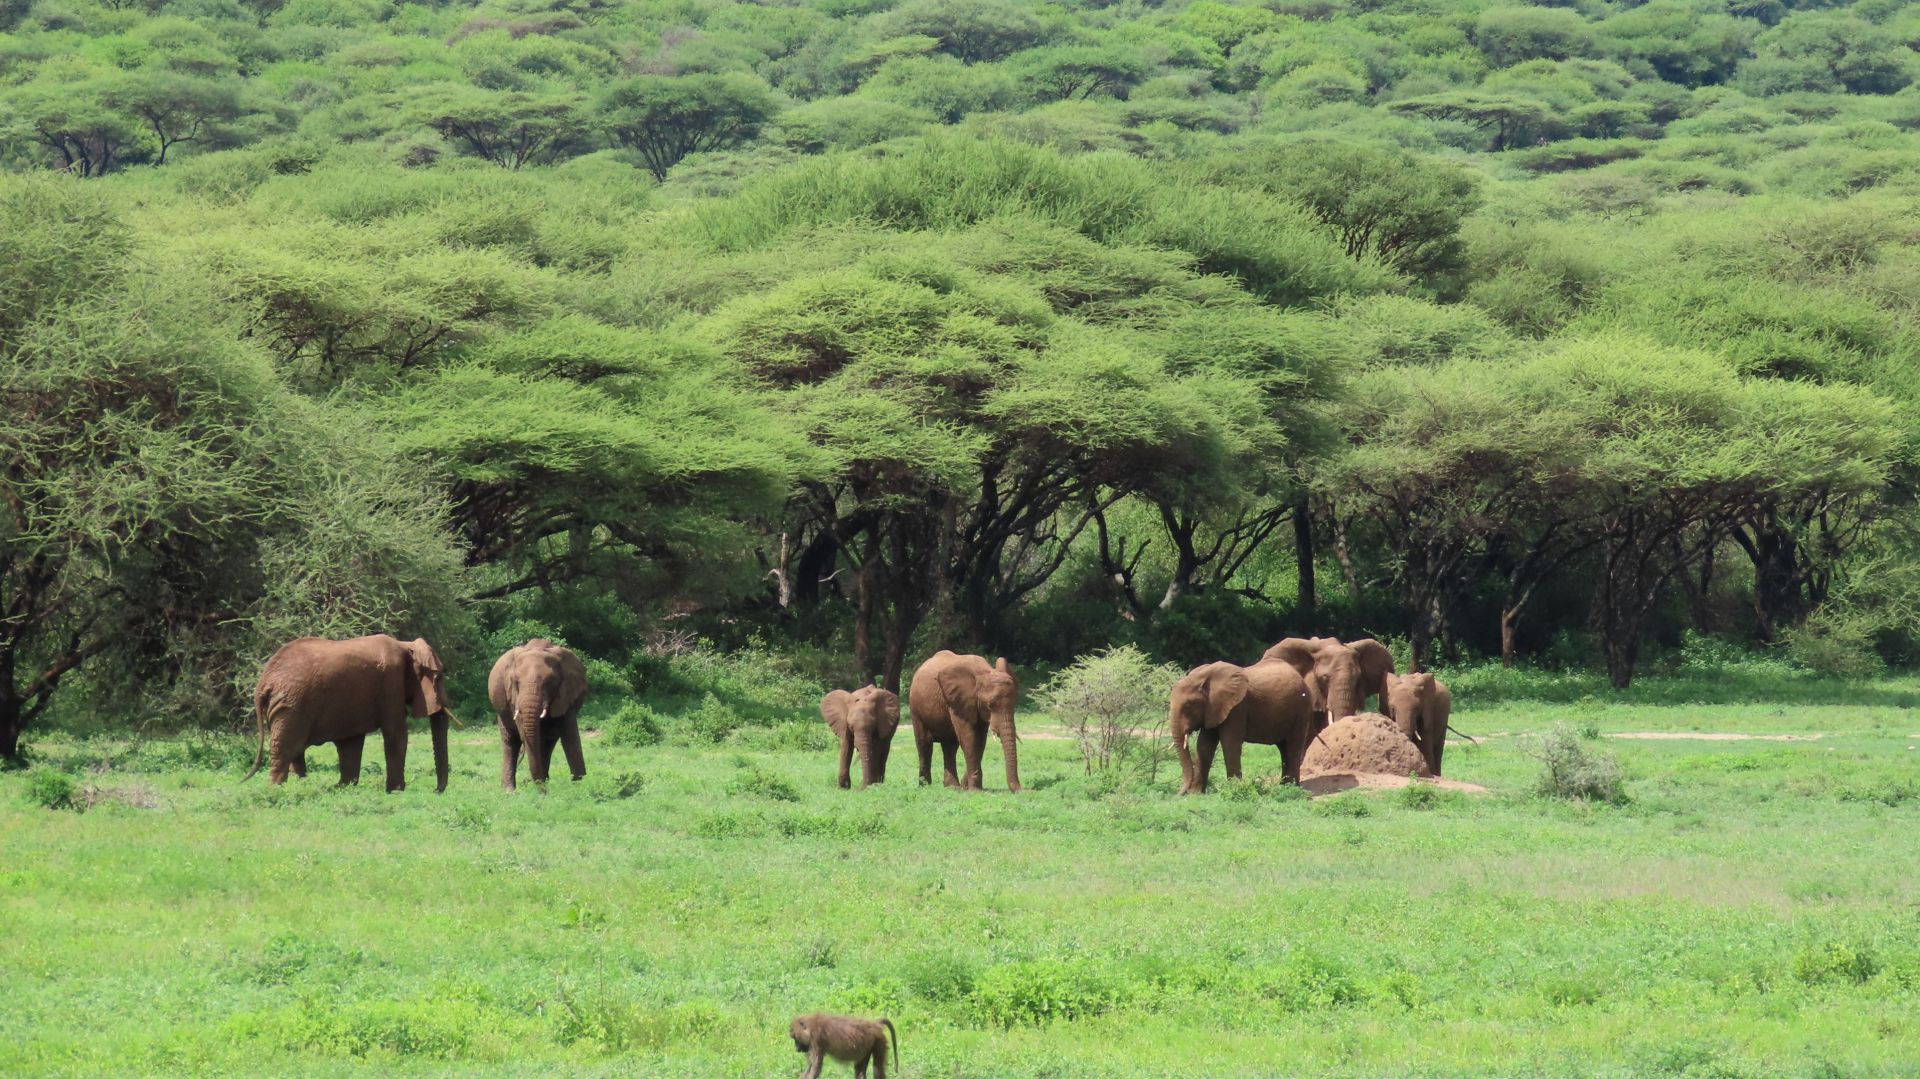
882;1018;899;1076
1446;722;1478;746
241;683;268;783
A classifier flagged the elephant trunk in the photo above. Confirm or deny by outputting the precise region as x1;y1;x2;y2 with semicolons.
1325;679;1361;724
515;685;548;783
855;723;876;789
993;713;1021;793
430;710;450;793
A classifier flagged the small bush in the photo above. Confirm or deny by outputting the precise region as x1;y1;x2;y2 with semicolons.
773;811;891;840
904;951;978;1003
680;694;744;745
1526;722;1628;804
1793;940;1880;986
1037;646;1182;781
22;767;77;810
597;702;664;747
729;721;834;752
970;959;1126;1027
582;770;647;801
725;767;800;802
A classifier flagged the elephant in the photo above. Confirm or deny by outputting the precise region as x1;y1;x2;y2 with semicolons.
1169;659;1315;794
907;651;1021;792
1264;636;1394;731
821;684;901;790
487;638;589;790
247;634;456;792
1384;671;1454;777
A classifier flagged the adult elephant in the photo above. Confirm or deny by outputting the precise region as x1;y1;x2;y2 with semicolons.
820;684;901;789
1264;636;1394;729
1384;671;1454;777
908;651;1021;792
247;635;456;793
1169;659;1314;794
488;638;589;790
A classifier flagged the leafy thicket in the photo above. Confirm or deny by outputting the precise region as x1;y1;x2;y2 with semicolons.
2;0;1918;752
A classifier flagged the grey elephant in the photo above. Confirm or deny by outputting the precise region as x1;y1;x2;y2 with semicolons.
907;651;1021;792
488;638;589;790
1384;671;1454;777
1169;659;1314;793
247;634;456;792
1264;636;1394;730
820;684;901;789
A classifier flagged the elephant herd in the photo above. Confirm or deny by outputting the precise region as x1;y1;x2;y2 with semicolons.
244;631;1451;797
1169;636;1454;794
246;634;589;792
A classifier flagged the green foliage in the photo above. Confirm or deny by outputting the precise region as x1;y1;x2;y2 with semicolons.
21;767;75;810
1038;646;1181;778
1526;722;1628;803
596;703;665;748
723;765;799;802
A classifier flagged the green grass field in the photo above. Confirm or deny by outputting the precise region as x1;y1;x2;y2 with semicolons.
4;688;1920;1078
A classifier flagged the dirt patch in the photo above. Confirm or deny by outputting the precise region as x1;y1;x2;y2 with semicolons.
1304;712;1429;779
1301;772;1490;796
1609;732;1828;742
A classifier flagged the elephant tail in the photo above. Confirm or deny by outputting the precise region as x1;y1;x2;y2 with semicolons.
241;682;269;783
882;1018;899;1075
1446;722;1479;746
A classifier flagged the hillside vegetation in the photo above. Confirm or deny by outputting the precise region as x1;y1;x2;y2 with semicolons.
2;0;1918;752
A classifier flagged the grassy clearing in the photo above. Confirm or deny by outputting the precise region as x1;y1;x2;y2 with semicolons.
3;684;1919;1077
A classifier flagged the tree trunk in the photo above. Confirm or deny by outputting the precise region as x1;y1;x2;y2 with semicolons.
1293;496;1315;625
1500;607;1519;668
0;651;20;762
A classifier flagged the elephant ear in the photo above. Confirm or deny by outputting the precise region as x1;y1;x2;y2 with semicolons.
820;690;852;737
937;662;979;721
872;688;902;737
404;639;446;719
1263;638;1320;680
1350;639;1395;700
1202;665;1251;730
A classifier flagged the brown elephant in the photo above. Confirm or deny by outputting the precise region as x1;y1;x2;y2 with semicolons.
1264;636;1394;730
1170;659;1314;793
1384;671;1454;777
820;684;901;789
487;638;589;790
907;651;1021;792
247;634;456;792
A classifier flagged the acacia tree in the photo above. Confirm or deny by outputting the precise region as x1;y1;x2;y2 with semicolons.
598;74;777;181
0;179;468;759
412;85;588;170
1514;338;1897;687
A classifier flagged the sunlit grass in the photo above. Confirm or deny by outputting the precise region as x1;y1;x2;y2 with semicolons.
3;688;1918;1077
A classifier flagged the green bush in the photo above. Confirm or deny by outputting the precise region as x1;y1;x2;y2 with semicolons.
596;703;664;748
1792;940;1880;986
22;767;77;810
582;770;647;802
1526;722;1628;804
970;959;1127;1027
725;766;800;802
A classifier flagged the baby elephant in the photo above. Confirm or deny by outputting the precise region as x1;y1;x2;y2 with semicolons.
790;1012;898;1079
819;684;901;789
487;638;588;790
1384;671;1454;777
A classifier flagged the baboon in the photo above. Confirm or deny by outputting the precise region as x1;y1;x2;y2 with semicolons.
789;1012;899;1078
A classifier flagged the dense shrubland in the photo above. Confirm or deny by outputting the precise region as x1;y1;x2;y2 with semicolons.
2;0;1919;755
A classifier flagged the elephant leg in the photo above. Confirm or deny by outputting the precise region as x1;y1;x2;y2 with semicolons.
940;740;961;788
953;722;985;791
915;725;934;785
541;724;564;775
1194;728;1219;794
1280;725;1309;785
837;731;855;790
1221;727;1245;780
336;736;365;786
500;724;522;791
1426;713;1445;777
872;737;892;784
290;753;308;779
560;715;586;781
381;723;406;793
